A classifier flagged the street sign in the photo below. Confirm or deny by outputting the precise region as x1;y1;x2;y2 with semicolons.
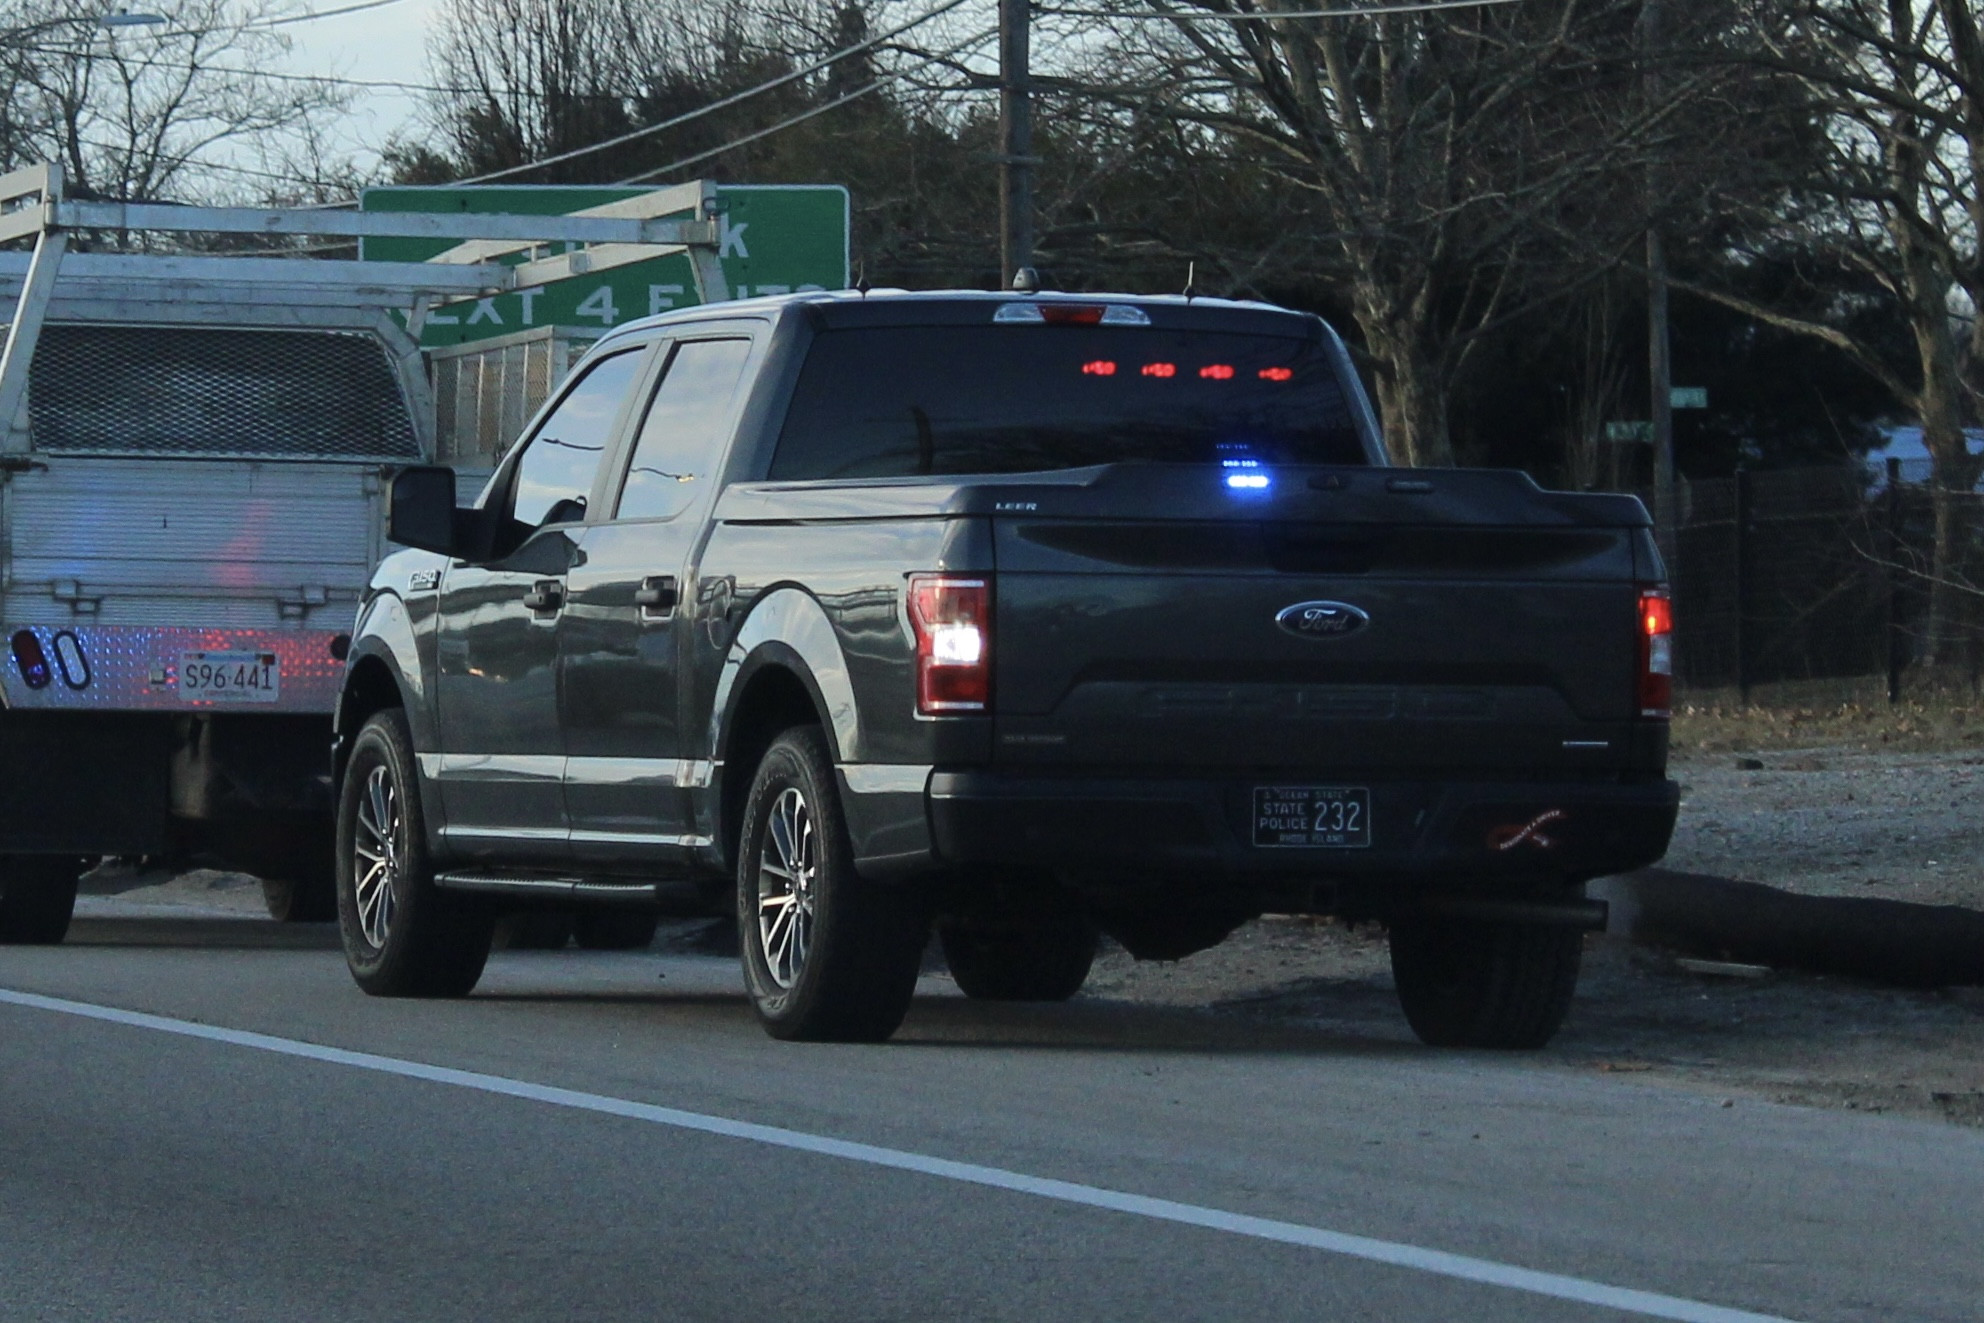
360;184;849;347
1605;421;1654;444
1670;386;1709;410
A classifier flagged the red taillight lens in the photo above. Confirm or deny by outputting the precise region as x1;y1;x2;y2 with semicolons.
1638;588;1673;719
10;629;51;690
908;575;991;715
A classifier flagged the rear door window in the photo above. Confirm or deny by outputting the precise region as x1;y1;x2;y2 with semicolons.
507;348;647;530
613;338;753;521
771;325;1363;479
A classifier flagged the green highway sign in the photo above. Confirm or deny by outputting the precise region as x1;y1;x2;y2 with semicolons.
361;184;849;347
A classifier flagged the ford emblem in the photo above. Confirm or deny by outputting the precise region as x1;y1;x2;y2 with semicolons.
1276;600;1369;639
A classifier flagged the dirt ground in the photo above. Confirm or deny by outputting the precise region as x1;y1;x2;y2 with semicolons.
72;726;1984;1129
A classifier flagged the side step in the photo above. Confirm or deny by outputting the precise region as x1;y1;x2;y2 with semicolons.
433;871;659;907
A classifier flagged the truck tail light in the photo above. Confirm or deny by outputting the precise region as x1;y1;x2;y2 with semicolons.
908;575;990;715
1638;588;1673;719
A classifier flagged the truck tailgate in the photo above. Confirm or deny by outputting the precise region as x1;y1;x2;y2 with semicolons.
990;466;1651;771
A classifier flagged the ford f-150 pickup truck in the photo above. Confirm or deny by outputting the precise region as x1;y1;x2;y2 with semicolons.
335;289;1680;1047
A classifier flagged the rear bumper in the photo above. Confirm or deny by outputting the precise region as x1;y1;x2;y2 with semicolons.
924;769;1678;886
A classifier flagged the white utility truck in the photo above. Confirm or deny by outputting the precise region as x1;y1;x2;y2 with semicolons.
0;162;727;938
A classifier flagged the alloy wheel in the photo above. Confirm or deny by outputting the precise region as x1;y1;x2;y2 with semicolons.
755;786;817;988
352;763;402;949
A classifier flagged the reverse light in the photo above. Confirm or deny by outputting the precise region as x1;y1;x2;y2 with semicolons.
10;629;51;689
1638;588;1673;718
908;575;991;715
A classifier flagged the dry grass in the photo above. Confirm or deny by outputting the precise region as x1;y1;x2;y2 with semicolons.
1674;669;1984;754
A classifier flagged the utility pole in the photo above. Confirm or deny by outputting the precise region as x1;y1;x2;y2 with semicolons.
1641;0;1676;563
998;0;1035;288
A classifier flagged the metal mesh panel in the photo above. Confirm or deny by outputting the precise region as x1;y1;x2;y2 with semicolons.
29;324;419;459
429;331;594;465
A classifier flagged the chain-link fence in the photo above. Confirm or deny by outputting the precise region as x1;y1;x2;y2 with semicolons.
1647;458;1984;701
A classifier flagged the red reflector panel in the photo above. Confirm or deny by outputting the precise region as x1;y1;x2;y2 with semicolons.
1258;366;1293;382
1141;362;1176;379
1199;364;1235;380
1638;588;1673;718
1080;360;1117;376
907;575;991;715
1039;304;1105;326
10;629;51;690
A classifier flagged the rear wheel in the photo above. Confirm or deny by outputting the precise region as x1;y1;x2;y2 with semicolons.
336;709;493;997
939;917;1097;1001
1389;914;1582;1049
0;856;82;945
737;726;927;1042
572;910;659;951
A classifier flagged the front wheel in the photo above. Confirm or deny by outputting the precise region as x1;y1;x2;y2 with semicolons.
0;856;82;945
939;917;1097;1001
336;709;493;997
737;726;927;1042
1389;915;1583;1049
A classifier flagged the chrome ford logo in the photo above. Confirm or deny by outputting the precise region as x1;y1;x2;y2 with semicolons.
1276;600;1369;639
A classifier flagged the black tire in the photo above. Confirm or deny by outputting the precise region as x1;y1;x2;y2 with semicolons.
736;726;928;1042
336;709;493;997
572;910;659;951
939;917;1097;1001
260;861;337;923
495;912;575;950
1389;915;1583;1049
0;856;82;945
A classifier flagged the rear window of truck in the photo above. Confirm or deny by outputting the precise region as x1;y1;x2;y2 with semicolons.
770;325;1364;479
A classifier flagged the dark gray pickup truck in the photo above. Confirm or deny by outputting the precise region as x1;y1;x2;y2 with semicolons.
335;290;1679;1047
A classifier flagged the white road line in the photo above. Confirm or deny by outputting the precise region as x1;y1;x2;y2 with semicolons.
1;986;1799;1323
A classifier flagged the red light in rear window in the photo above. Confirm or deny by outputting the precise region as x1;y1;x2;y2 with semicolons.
1199;364;1235;380
1081;360;1117;376
1141;362;1176;378
10;629;51;690
1258;367;1293;382
1039;305;1105;326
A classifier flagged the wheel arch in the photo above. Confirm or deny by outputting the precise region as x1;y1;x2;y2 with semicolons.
714;650;831;875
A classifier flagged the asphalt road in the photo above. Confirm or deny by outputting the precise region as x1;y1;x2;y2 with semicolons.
3;915;1980;1323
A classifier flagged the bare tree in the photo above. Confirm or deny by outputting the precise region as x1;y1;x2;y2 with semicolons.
0;0;349;203
1043;0;1686;466
1674;1;1982;658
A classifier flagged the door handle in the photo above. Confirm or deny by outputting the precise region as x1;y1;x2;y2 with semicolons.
522;579;564;612
634;575;679;618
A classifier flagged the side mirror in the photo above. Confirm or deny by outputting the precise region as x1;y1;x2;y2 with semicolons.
388;466;459;555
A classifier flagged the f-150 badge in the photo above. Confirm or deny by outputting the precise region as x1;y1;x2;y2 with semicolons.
1275;600;1369;639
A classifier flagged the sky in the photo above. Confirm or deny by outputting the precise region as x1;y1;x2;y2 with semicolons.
269;0;448;175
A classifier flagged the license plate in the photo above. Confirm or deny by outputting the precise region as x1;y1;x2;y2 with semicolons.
1253;785;1371;848
179;651;280;703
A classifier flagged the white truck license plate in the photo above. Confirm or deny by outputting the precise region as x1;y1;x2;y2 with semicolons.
179;651;280;703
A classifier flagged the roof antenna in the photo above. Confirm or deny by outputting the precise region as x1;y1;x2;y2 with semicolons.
1183;260;1198;302
1011;266;1040;294
854;260;871;297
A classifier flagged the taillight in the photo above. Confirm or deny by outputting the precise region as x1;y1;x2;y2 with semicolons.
10;629;51;689
908;575;990;715
1638;588;1673;719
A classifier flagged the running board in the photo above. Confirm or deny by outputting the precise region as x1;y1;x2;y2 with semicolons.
433;871;659;906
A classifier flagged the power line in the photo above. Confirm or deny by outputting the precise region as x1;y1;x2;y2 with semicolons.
616;26;998;185
1038;0;1518;18
448;0;973;185
254;0;410;25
